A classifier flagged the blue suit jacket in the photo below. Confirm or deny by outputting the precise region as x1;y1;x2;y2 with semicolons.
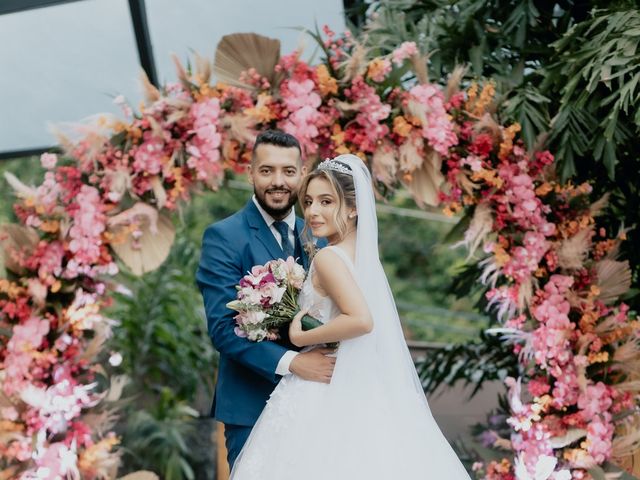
196;199;312;426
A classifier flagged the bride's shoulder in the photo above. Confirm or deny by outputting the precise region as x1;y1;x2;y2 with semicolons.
312;247;338;266
313;247;353;276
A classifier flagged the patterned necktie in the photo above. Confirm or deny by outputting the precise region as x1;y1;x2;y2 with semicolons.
273;221;294;258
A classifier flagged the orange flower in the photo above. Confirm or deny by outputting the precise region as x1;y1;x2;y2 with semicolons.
471;168;504;188
50;280;61;293
78;434;120;476
245;94;277;123
316;64;338;96
535;182;553;196
443;202;462;216
588;351;609;364
494;244;511;267
331;124;349;153
366;58;390;82
393;116;413;137
40;220;60;233
194;83;221;102
171;167;185;197
487;458;512;475
465;82;478;112
473;82;496;117
498;123;521;161
563;448;590;465
0;279;24;298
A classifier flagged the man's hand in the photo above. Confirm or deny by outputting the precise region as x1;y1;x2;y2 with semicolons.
289;348;336;384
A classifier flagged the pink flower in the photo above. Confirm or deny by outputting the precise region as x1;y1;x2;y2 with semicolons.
408;84;457;155
114;94;133;118
343;77;391;153
40;153;58;169
528;377;551;397
503;231;550;283
585;414;614;464
132;133;165;175
21;379;98;435
367;58;392;82
34;172;62;213
30;441;79;480
1;406;19;421
279;78;324;156
66;185;106;273
577;382;612;419
8;316;50;351
392;41;418;66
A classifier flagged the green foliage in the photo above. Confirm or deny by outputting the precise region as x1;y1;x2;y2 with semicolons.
0;156;43;224
358;2;640;412
377;197;486;342
119;389;200;480
545;9;640;179
417;331;519;397
106;187;249;478
362;0;640;310
106;233;215;403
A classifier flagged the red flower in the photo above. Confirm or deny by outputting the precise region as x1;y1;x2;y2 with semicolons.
470;133;494;157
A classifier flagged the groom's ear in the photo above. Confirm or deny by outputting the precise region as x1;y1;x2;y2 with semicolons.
247;164;255;185
301;164;308;176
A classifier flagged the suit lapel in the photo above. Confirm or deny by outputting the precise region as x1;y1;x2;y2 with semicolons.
294;217;309;270
245;199;284;260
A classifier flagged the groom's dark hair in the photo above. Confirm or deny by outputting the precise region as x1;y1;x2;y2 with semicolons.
252;130;302;164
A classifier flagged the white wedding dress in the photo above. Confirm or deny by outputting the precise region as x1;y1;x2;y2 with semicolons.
230;155;471;480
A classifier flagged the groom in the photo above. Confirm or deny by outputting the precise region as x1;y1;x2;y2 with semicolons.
196;130;335;470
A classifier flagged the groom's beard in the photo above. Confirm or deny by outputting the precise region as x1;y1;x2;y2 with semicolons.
254;187;298;220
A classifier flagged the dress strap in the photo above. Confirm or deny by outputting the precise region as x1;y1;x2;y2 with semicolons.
324;245;356;274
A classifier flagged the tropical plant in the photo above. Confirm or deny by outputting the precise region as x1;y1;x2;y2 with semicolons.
104;216;221;479
106;232;215;404
417;331;519;397
359;2;640;399
118;389;200;480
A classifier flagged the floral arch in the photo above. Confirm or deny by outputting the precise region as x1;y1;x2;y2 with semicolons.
1;28;638;479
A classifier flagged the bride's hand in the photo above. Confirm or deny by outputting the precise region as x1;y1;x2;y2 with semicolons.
289;309;308;347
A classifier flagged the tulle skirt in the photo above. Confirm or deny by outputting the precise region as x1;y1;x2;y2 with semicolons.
230;341;471;480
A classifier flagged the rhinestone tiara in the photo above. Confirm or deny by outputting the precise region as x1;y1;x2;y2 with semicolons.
316;159;353;176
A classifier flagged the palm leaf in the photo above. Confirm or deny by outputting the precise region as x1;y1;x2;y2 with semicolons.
214;33;281;89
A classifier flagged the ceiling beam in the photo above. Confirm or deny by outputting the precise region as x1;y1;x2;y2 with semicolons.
0;0;159;156
0;146;55;162
128;0;158;86
0;0;84;16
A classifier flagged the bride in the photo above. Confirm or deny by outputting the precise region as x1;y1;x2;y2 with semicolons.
230;154;471;479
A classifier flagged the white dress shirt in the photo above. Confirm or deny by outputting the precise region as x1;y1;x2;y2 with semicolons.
251;196;299;375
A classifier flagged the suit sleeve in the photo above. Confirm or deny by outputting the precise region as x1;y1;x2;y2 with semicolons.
196;224;288;383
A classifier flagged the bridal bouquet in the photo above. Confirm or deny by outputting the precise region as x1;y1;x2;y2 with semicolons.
227;256;323;342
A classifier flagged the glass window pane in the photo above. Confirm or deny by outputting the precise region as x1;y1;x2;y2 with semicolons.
0;0;143;152
146;0;346;84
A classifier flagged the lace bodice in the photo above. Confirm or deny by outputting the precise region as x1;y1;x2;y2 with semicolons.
297;246;355;325
297;261;334;325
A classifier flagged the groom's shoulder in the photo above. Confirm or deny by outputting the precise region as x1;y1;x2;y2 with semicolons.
204;206;249;239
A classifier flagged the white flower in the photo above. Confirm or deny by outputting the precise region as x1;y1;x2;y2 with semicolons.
271;262;288;281
514;454;570;480
109;352;123;367
245;311;268;325
263;285;286;304
238;287;263;306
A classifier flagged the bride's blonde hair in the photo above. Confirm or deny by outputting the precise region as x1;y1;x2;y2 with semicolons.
298;162;356;243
